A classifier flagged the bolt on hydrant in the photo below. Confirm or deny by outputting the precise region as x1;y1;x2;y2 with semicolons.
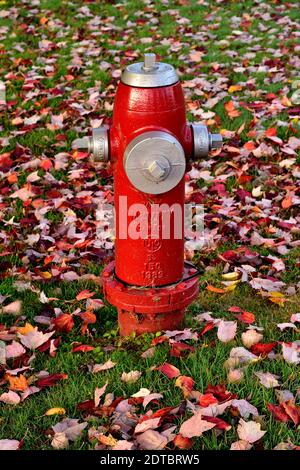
72;53;222;336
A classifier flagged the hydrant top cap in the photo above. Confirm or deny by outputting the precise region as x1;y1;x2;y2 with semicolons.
121;53;179;88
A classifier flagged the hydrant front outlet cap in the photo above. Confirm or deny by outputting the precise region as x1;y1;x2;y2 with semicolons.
123;131;186;195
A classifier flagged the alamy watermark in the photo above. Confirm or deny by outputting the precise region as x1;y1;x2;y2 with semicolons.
95;195;205;248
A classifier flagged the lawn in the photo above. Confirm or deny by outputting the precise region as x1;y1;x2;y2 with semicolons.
0;0;300;451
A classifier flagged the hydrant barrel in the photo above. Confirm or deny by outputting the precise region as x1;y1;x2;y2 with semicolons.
110;79;191;286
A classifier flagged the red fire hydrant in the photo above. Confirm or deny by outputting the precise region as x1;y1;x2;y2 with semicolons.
73;54;222;336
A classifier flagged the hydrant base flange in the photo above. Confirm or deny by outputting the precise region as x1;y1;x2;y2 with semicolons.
102;261;199;336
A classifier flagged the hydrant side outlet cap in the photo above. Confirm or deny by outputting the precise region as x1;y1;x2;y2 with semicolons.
121;54;179;88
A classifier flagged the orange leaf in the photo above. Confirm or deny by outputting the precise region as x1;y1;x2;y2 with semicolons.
206;285;226;294
199;393;218;407
40;159;52;171
243;141;256;150
7;173;18;184
228;85;242;93
79;311;97;334
265;127;277;137
6;374;28;392
224;101;240;118
39;17;48;25
173;434;193;449
175;375;195;398
17;322;35;335
282;197;293;209
76;290;95;301
53;314;74;333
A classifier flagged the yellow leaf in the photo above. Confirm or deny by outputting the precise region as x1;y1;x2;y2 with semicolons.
39;271;52;279
228;85;242;93
221;272;240;281
45;407;66;416
17;322;35;335
268;291;284;298
98;434;118;447
224;284;238;292
269;297;288;306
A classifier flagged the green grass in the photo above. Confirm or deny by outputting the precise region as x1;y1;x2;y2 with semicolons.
1;274;300;449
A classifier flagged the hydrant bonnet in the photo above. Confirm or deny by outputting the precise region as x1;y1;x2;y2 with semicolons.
121;53;179;88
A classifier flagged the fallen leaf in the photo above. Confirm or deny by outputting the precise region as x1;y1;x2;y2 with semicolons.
173;434;193;449
156;363;181;379
237;419;266;443
10;186;34;202
143;393;163;408
37;373;68;388
229;347;259;365
230;440;252;450
45;407;66;416
52;418;87;441
0;391;20;405
72;345;95;353
0;439;20;450
251;342;277;356
1;300;22;315
170;342;195;357
92;360;116;373
224;100;240;118
198;393;218;407
290;313;300;324
53;314;74;333
175;375;194;398
135;418;161;434
76;290;95;301
94;382;108;407
206;285;226;294
180;412;216;438
79;311;97;335
241;330;263;349
5;341;26;359
231;399;259;419
267;403;290;423
18;328;54;350
51;432;69;449
282;343;300;364
217;321;237;343
121;371;142;383
255;371;280;388
228;368;244;383
277;323;297;331
281;401;300;426
6;374;28;392
17;323;35;335
235;311;255;324
131;388;151;398
228;85;242;93
141;347;155;359
136;430;167;450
